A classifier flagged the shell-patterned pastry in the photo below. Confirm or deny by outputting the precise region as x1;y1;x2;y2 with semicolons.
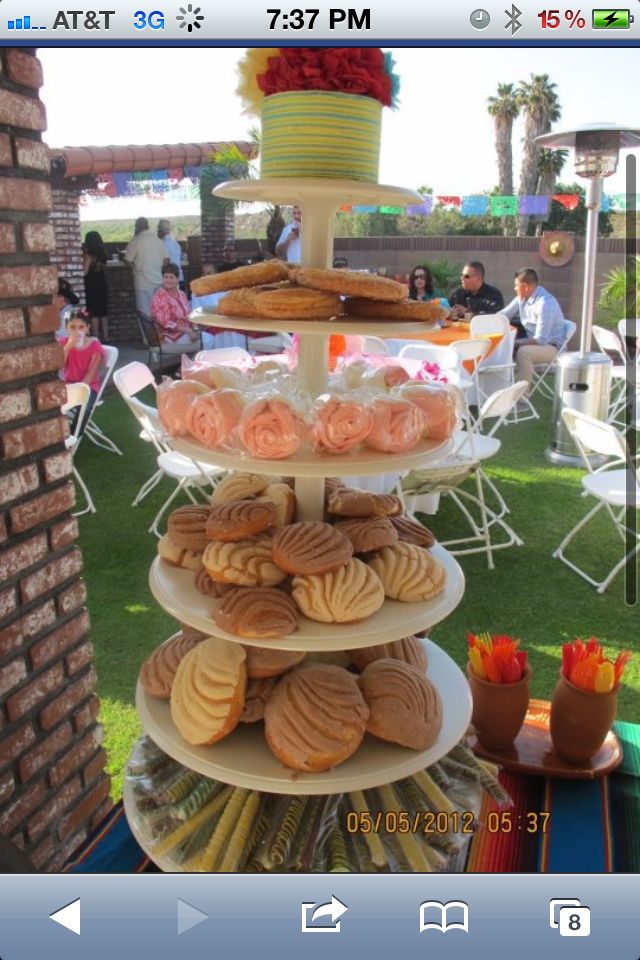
272;521;352;575
256;482;296;527
205;500;277;541
350;635;428;673
333;517;398;554
326;488;403;519
167;504;212;552
292;558;384;623
194;566;233;598
202;537;286;587
211;473;273;505
358;659;443;750
368;543;446;603
157;534;203;570
264;664;370;772
240;678;277;723
390;515;436;548
244;647;306;679
214;586;298;639
170;638;247;745
139;631;205;699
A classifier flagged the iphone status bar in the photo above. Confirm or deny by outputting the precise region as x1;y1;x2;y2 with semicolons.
0;0;638;41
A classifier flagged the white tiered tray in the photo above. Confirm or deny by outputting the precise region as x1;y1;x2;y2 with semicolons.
149;546;465;652
191;310;439;338
135;639;472;795
213;178;422;208
170;434;453;478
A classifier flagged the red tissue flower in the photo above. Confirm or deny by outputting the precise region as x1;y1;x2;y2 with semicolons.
256;47;392;106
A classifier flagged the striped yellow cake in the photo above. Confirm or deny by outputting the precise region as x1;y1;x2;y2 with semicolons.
261;91;382;182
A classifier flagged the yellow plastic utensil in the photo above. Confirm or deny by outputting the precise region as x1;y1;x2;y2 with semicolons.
469;646;486;679
595;661;615;693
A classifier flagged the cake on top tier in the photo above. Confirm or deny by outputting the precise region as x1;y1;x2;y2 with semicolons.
237;47;400;182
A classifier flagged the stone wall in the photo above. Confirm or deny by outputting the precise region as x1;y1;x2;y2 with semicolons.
0;48;109;870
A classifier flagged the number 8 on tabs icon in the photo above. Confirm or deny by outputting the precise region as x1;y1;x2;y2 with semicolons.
549;899;591;937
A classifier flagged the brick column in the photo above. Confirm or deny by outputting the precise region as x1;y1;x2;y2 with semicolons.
49;186;85;307
0;48;110;871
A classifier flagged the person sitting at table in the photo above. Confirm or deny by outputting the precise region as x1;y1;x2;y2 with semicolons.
150;263;200;354
409;264;450;308
449;261;504;319
503;268;566;390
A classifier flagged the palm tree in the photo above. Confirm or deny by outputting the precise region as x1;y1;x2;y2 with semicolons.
517;74;560;235
487;84;519;235
200;142;255;264
487;84;520;197
534;148;568;235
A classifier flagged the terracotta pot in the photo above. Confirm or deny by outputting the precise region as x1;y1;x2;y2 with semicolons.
467;664;531;752
550;671;617;764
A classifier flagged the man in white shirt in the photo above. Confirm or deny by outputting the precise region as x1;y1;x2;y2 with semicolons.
503;268;567;390
275;205;302;263
157;219;184;286
124;217;169;316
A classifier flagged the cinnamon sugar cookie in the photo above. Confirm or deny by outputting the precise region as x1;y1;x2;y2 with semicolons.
291;266;406;302
191;259;289;295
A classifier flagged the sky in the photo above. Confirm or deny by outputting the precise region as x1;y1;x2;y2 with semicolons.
38;47;640;221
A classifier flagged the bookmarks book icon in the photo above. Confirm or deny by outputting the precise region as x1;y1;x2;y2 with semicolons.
176;4;204;31
419;900;469;933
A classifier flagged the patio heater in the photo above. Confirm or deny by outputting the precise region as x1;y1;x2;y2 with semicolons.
535;123;640;465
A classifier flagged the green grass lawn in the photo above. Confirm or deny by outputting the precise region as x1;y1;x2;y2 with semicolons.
74;390;639;799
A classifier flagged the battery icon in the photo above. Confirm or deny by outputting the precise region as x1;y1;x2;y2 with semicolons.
592;9;633;27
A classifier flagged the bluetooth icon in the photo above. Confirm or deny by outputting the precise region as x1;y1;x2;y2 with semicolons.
504;4;523;33
176;4;204;31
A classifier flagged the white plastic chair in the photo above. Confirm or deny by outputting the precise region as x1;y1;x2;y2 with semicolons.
361;335;390;356
398;341;458;367
195;347;252;366
592;325;628;424
114;362;225;536
617;318;640;361
527;318;577;406
553;408;640;593
402;381;529;569
447;337;490;419
83;344;123;455
62;383;96;517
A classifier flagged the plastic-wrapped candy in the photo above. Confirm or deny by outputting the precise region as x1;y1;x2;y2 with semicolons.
181;355;243;389
185;388;246;449
157;378;208;437
398;382;460;441
362;363;411;390
313;394;374;455
364;397;425;453
238;396;308;460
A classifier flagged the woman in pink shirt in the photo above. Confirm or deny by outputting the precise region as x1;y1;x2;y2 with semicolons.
150;263;200;353
61;308;104;434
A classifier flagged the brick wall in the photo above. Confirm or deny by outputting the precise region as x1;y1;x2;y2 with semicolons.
0;48;110;871
49;186;84;308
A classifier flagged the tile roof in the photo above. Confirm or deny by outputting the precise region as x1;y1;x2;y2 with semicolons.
49;141;256;177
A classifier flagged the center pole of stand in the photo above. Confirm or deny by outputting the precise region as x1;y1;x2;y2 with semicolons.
293;203;336;521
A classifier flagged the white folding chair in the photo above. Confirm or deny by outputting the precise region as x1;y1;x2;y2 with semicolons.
617;318;640;361
362;335;390;356
553;408;640;593
402;381;529;569
83;344;123;455
62;383;97;517
195;347;252;365
114;362;225;537
447;337;490;419
471;314;515;395
398;341;458;366
592;325;628;424
528;318;577;405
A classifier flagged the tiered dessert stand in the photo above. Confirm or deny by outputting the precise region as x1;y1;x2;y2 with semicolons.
123;178;473;868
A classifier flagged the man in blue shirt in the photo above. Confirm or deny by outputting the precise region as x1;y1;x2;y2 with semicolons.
503;268;567;390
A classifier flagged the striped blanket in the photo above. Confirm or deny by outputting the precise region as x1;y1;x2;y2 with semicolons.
65;721;640;875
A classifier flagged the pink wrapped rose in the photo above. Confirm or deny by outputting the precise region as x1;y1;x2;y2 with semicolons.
400;383;459;441
313;395;374;455
157;378;208;437
185;389;245;448
239;397;307;459
364;397;425;453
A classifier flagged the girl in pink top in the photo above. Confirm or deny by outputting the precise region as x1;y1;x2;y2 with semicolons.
60;308;104;434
